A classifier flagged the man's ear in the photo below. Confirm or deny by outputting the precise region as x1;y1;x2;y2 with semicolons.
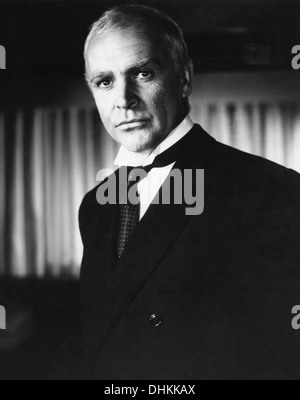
182;58;193;99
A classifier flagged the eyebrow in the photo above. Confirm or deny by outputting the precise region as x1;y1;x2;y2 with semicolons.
87;57;162;83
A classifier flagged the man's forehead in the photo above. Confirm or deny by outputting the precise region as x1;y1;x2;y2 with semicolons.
86;26;166;72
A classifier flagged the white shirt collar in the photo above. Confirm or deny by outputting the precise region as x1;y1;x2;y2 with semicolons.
114;115;194;167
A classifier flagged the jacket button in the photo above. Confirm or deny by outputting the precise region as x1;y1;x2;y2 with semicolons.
150;314;163;327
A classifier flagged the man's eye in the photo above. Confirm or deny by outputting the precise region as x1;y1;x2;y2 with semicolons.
137;71;152;79
94;79;113;89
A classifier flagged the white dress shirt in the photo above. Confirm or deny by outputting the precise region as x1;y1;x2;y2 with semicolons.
114;115;194;220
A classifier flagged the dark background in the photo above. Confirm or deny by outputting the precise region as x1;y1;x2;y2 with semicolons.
1;0;300;108
0;0;300;380
1;0;300;78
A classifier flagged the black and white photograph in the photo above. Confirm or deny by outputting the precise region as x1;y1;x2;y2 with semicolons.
1;0;300;382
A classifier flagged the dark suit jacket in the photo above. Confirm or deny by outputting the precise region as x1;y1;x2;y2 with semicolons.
79;125;300;380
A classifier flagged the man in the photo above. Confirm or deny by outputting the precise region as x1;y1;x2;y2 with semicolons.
79;5;300;379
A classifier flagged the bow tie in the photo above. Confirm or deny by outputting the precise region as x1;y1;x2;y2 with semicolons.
121;143;180;185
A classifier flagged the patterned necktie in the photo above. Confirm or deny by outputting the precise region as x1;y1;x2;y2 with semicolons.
116;138;183;258
117;167;148;258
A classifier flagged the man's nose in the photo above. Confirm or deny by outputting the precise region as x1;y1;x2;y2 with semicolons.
114;79;139;110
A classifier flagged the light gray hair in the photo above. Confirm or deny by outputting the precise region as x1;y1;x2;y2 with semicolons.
84;4;190;78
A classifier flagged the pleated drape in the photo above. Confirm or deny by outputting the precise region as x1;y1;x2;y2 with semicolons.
0;113;6;275
0;100;300;278
191;101;300;172
0;107;118;278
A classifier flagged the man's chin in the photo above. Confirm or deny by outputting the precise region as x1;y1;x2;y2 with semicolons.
118;134;154;153
122;142;152;153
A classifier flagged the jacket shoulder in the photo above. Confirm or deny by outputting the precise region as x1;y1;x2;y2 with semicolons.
212;139;300;194
191;124;300;188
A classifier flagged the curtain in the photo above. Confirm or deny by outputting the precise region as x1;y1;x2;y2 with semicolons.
0;108;118;278
190;101;300;172
1;100;300;278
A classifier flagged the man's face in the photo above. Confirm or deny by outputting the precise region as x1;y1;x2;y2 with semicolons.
85;26;192;153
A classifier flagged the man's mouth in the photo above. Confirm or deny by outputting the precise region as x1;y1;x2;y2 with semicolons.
116;119;149;130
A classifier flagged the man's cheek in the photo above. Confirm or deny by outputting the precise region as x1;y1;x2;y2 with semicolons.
96;104;111;127
145;82;165;103
95;94;110;113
